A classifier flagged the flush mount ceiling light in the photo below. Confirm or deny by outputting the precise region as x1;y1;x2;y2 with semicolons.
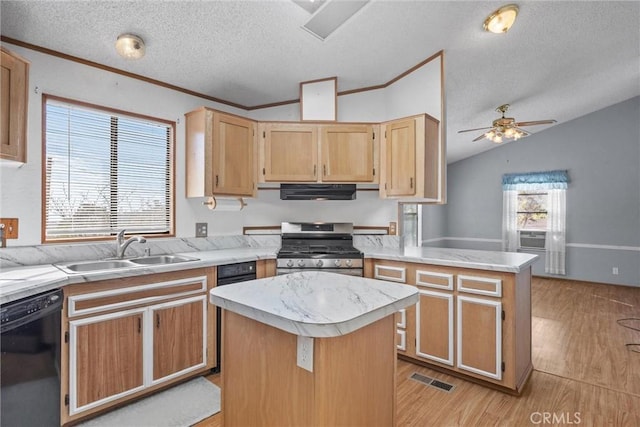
115;33;145;59
302;0;370;41
483;4;519;34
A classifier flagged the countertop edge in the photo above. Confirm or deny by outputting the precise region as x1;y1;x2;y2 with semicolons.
210;287;419;338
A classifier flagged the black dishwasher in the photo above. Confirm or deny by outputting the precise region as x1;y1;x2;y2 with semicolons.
1;288;63;427
215;261;256;372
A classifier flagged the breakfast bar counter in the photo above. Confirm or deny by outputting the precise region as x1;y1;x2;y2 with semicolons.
209;271;418;427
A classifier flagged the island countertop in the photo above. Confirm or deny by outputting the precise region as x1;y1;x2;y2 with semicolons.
209;271;419;338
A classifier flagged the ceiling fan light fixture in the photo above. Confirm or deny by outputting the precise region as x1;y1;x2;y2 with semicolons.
483;4;519;34
116;33;146;59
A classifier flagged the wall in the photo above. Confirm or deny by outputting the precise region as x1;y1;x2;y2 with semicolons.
423;96;640;286
0;42;441;246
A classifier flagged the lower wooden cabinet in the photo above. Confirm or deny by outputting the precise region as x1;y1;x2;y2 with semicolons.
456;295;502;380
62;268;214;424
70;311;145;412
416;289;453;366
365;258;532;394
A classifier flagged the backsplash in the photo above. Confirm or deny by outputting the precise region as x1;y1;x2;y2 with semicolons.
0;235;280;269
0;234;399;269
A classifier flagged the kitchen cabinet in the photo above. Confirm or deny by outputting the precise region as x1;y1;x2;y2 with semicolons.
414;268;455;366
62;268;214;424
259;123;318;182
258;122;378;183
365;259;531;394
379;113;445;203
185;107;257;198
1;46;29;163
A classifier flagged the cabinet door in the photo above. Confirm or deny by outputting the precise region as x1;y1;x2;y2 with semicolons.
416;289;454;366
457;295;502;380
383;118;415;196
151;296;207;383
212;113;256;196
263;124;318;182
69;310;144;415
320;125;374;182
1;47;28;163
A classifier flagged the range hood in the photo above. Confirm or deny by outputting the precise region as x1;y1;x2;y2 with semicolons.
280;184;356;201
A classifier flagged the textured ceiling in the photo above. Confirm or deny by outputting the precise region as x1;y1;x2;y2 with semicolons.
1;1;639;163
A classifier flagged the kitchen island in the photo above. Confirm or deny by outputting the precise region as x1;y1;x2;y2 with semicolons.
209;271;419;427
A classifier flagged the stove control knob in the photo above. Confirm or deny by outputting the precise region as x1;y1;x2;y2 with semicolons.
316;260;324;267
346;259;353;267
286;259;294;268
297;259;305;267
334;259;342;267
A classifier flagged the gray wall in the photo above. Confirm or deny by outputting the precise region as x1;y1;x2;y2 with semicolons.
422;96;640;286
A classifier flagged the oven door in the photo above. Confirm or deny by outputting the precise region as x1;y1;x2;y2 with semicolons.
276;268;363;277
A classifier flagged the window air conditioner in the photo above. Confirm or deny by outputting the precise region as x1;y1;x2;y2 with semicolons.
519;230;546;250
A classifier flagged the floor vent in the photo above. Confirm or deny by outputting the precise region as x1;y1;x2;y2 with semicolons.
410;372;455;393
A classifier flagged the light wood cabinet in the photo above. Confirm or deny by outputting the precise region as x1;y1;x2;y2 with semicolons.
260;123;318;182
185;107;257;197
1;46;29;163
151;297;206;384
365;258;531;394
62;268;214;424
258;122;378;183
379;113;445;203
70;310;144;412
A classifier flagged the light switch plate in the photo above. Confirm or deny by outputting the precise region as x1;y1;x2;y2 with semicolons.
389;222;397;236
195;222;208;237
297;335;314;372
0;218;19;239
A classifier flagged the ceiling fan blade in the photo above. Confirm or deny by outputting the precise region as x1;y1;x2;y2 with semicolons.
514;119;557;127
458;126;493;133
472;133;488;142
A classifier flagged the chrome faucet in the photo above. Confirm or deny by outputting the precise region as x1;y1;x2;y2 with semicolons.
116;229;147;259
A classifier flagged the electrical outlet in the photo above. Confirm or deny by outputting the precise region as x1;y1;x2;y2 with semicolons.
389;221;397;235
0;218;19;239
612;267;619;275
297;336;314;372
195;222;208;237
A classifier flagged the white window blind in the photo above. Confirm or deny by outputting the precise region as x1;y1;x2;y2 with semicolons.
43;95;174;241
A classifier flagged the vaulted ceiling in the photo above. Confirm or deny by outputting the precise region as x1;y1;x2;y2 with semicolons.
2;1;639;163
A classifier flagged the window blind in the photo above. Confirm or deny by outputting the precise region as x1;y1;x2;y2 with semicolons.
43;95;174;241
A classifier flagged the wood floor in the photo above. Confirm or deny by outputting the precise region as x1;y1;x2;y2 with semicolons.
196;277;640;426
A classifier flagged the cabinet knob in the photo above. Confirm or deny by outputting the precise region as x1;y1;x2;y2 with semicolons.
215;175;219;187
323;165;327;176
313;165;317;176
410;177;413;188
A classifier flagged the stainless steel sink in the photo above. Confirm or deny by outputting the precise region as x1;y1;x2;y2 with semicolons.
56;259;135;273
129;255;199;265
55;254;199;274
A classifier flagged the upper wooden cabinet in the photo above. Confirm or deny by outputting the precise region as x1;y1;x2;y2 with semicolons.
1;46;29;163
258;122;378;184
379;114;445;203
260;123;318;182
185;107;257;198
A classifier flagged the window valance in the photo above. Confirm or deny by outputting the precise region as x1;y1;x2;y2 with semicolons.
502;170;569;191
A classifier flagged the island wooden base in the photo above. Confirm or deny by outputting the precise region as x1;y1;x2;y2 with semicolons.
221;310;397;427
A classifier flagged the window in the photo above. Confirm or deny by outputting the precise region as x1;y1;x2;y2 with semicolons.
43;95;174;242
517;191;548;230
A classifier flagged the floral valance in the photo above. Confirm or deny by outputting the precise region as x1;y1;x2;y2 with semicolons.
502;170;569;191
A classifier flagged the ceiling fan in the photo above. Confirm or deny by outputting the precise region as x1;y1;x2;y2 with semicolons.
458;104;557;143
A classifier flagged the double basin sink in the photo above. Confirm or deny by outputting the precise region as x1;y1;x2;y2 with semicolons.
55;254;199;274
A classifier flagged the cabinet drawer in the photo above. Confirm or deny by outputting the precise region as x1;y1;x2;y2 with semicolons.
374;264;406;282
457;275;502;297
396;329;407;351
68;276;208;317
415;270;454;290
396;309;407;328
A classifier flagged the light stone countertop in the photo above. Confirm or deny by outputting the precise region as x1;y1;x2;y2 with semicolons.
210;271;419;337
0;245;537;305
361;246;538;273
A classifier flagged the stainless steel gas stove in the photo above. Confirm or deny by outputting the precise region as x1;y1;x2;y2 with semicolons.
276;222;364;276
